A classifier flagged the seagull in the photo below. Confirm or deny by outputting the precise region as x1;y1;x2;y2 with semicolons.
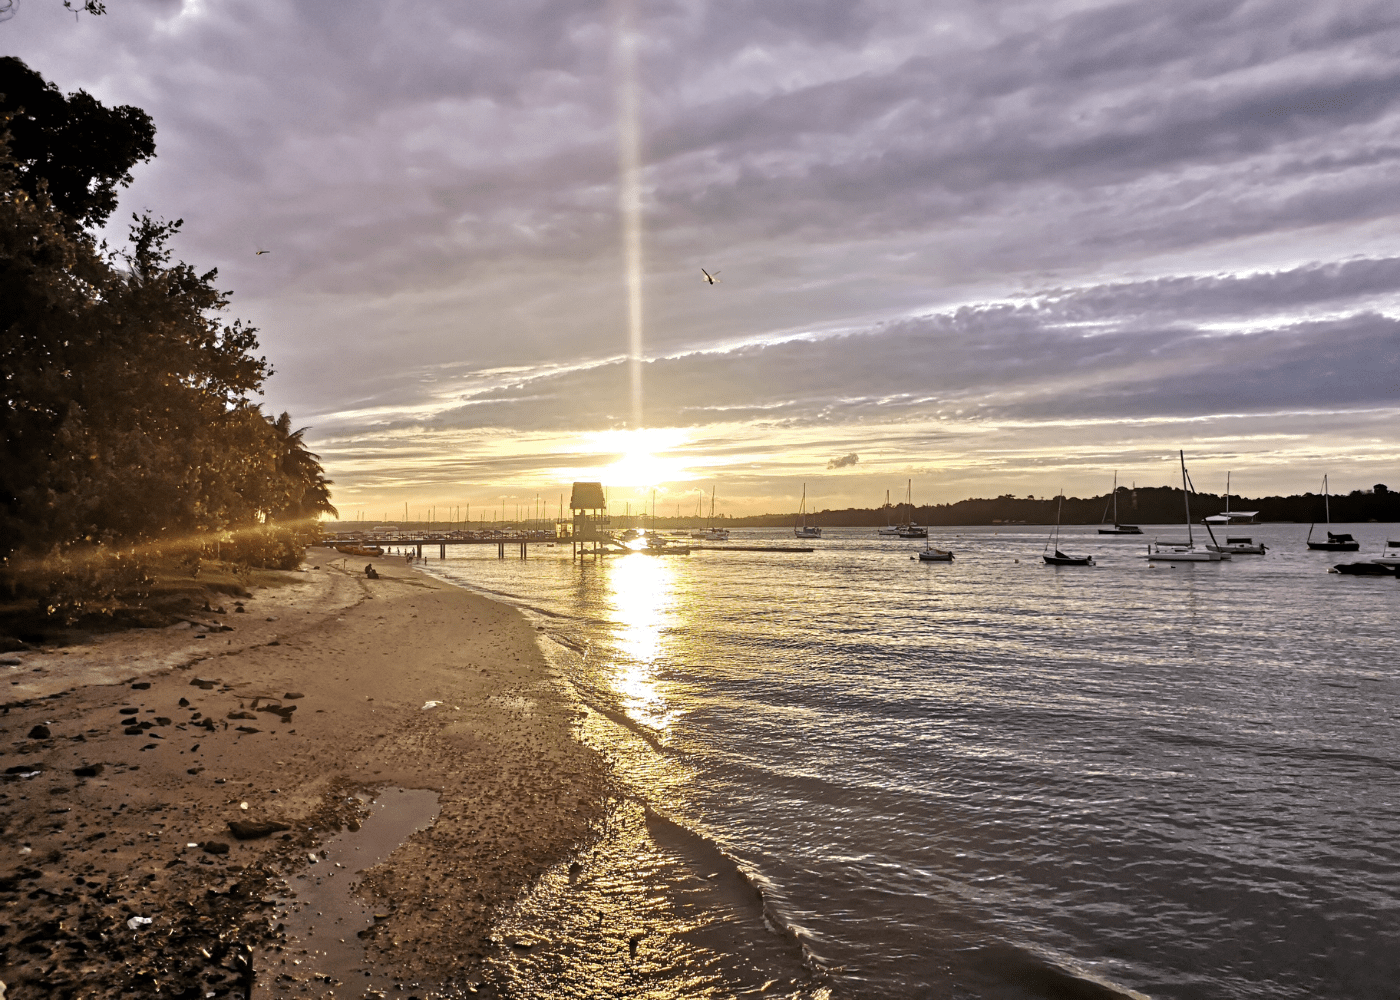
254;249;271;255
701;268;720;284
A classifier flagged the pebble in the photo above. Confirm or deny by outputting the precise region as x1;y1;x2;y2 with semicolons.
27;724;51;739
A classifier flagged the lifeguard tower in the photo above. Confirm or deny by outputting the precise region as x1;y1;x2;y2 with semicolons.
569;482;610;559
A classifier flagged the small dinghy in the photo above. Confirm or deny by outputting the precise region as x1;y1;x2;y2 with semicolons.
1333;562;1397;576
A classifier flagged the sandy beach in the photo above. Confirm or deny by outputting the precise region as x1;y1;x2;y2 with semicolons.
0;546;610;998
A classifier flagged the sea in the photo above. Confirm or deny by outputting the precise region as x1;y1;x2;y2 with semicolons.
413;523;1400;1000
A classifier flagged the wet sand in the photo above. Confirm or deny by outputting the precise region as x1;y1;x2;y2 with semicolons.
0;547;609;997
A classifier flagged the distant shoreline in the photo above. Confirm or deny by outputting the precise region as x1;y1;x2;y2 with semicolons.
326;483;1399;532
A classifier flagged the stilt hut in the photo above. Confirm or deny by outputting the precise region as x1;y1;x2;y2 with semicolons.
570;482;609;559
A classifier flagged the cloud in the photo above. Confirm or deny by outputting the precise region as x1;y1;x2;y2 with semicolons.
827;452;859;469
4;0;1400;506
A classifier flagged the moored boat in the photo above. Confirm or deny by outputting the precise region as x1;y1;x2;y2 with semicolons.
1043;491;1094;565
1212;536;1267;555
1098;472;1143;534
1333;562;1396;576
1306;476;1360;551
794;484;822;539
1146;451;1231;562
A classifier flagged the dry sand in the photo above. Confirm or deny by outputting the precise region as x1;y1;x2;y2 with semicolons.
0;546;609;998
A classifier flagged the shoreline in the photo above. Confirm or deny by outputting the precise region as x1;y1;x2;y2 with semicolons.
0;546;611;997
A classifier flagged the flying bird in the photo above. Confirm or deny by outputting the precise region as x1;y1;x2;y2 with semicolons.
701;268;720;284
254;249;271;255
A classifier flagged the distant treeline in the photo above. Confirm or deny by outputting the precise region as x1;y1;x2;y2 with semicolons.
1;57;335;596
721;484;1399;527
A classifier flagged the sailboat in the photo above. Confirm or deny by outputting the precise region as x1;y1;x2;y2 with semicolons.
1097;472;1143;534
896;479;928;538
702;486;729;541
1204;472;1259;526
877;490;901;536
1146;451;1230;562
1306;475;1359;551
1205;472;1266;554
1043;492;1094;565
794;484;822;539
914;537;954;561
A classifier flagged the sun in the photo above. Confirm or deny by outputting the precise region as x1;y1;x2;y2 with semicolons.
560;428;693;491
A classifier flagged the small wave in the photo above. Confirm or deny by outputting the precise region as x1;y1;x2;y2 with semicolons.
642;803;832;977
964;942;1150;999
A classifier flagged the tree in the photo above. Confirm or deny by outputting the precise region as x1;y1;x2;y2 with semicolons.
2;58;337;578
0;55;155;228
265;412;338;522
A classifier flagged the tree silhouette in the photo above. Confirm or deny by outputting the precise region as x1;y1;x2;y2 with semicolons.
0;56;155;229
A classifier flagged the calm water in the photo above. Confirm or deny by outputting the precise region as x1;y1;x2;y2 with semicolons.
418;524;1400;999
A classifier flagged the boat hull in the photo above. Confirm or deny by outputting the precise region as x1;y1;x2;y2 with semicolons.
1307;541;1360;552
1044;555;1094;566
916;549;954;562
1098;526;1143;535
1333;562;1396;575
1147;547;1229;562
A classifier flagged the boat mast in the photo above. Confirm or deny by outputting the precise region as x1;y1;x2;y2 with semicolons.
1113;471;1119;526
1324;474;1331;526
1180;450;1193;546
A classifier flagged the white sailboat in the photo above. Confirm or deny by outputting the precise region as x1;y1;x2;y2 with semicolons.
1205;472;1259;526
1146;451;1230;562
897;479;928;538
1205;472;1266;553
794;484;822;539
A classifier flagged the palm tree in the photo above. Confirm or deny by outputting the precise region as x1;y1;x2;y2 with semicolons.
266;412;338;521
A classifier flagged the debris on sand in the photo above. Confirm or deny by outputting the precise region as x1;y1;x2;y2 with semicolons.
228;820;292;840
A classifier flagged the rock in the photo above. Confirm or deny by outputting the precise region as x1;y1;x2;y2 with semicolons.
178;697;190;707
130;682;151;690
283;691;304;700
227;711;257;720
258;704;296;723
189;678;218;690
228;820;291;840
123;727;143;736
119;707;139;715
72;765;103;778
234;726;261;734
27;724;51;739
234;605;246;613
200;841;230;855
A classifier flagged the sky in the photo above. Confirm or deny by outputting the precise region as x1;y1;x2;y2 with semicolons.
4;0;1399;520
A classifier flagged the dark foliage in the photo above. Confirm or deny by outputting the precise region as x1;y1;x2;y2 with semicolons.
0;55;155;228
720;487;1400;527
0;61;335;582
